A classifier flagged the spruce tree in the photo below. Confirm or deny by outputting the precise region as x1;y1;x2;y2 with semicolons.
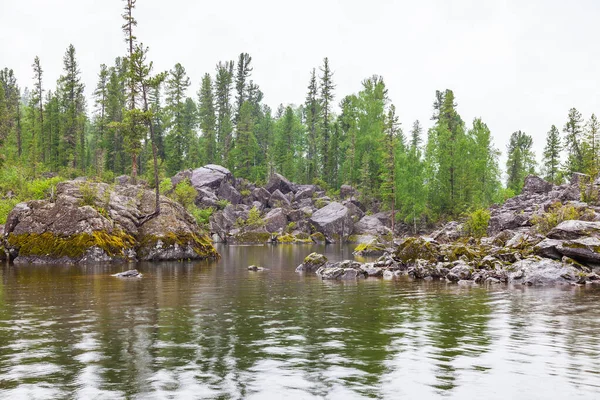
398;120;426;233
165;63;191;174
31;56;44;174
563;107;584;174
380;104;400;231
304;69;320;182
584;114;600;176
319;57;335;185
506;130;536;194
198;73;217;164
214;61;234;163
542;125;562;184
93;64;109;176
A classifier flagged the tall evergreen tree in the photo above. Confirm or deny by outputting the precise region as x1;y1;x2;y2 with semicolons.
584;114;600;176
214;61;234;163
234;53;252;124
542;125;562;184
165;63;191;174
506;130;536;194
398;120;426;233
230;101;258;179
31;56;44;173
563;107;584;174
304;69;320;182
380;104;401;231
319;57;335;185
198;73;217;164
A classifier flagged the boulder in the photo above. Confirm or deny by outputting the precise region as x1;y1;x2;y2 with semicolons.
252;187;271;205
556;236;600;264
343;201;365;221
353;239;387;256
265;173;295;194
534;238;564;259
316;266;367;280
296;252;328;272
171;169;193;187
488;212;529;235
508;258;579;286
295;186;316;201
113;269;141;278
309;202;354;243
547;220;600;240
195;188;219;208
522;175;553;194
430;221;463;243
116;175;132;186
394;237;439;264
190;165;232;190
217;181;242;205
264;208;288;233
353;215;391;236
268;189;291;209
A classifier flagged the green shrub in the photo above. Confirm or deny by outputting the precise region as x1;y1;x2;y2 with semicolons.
159;178;172;195
188;206;214;227
240;189;251;197
246;206;265;227
216;199;231;210
285;221;296;233
532;202;581;234
0;198;19;224
78;182;98;207
464;208;491;238
173;179;197;209
315;198;328;209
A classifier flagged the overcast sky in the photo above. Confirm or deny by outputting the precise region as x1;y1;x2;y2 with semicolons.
2;0;600;165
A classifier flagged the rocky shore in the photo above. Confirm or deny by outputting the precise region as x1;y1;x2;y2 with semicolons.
0;180;218;264
297;174;600;286
173;164;392;245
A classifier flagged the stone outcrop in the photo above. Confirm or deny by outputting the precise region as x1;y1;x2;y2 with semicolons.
1;181;218;264
309;202;354;243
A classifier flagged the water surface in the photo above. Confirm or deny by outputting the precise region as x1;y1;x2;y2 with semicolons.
0;244;599;399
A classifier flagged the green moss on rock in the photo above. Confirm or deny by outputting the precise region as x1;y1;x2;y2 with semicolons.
138;231;219;259
7;230;136;260
232;231;271;244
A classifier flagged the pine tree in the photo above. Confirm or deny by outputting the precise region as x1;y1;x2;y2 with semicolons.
234;53;252;124
214;61;234;163
31;56;44;174
398;120;426;233
542;125;562;184
230;101;258;179
380;104;400;232
319;57;335;186
165;63;191;174
467;118;501;207
506;130;536;194
563;107;584;174
92;64;109;176
0;84;9;165
304;68;320;182
58;44;86;170
584;114;600;176
198;73;217;164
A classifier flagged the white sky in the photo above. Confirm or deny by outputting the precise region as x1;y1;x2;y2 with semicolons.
2;0;600;166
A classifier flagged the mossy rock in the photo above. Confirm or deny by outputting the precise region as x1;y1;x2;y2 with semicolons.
311;232;326;244
445;243;480;262
7;230;136;263
137;231;219;261
277;234;295;243
232;231;271;244
394;237;439;264
353;240;386;256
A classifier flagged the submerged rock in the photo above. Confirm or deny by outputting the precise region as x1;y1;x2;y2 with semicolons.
113;269;142;278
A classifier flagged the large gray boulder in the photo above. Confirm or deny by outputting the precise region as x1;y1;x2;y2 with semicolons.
340;185;356;200
268;189;291;208
522;175;553;194
556;237;600;264
309;202;354;243
534;238;563;259
252;187;271;205
295;185;316;201
547;220;600;240
217;181;242;205
190;165;233;190
508;258;579;285
265;173;295;194
353;215;391;236
264;208;288;233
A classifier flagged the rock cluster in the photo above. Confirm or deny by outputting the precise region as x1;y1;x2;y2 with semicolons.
173;164;392;244
299;174;600;286
1;181;218;264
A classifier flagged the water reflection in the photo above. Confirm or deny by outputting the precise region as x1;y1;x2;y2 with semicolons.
0;245;599;399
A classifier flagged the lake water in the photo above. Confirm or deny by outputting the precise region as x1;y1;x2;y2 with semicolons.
0;244;599;399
